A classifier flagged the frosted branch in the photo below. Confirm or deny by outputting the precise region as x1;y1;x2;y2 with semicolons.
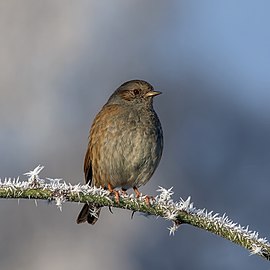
0;166;269;261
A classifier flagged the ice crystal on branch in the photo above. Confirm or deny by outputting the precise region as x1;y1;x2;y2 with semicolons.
24;165;44;186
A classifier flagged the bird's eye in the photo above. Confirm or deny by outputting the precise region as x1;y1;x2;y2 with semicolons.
133;89;140;95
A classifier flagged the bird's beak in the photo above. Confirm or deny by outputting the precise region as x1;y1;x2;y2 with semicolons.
144;91;162;98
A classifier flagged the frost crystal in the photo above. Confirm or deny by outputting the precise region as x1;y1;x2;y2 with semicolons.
168;222;180;236
24;165;44;183
157;186;174;202
89;206;100;219
250;244;263;256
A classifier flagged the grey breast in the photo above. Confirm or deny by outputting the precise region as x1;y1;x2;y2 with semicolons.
101;107;163;189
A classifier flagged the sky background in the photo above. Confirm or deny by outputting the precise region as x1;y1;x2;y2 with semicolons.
1;1;270;269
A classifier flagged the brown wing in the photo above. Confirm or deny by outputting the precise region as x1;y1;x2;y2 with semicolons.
83;104;125;187
84;142;92;185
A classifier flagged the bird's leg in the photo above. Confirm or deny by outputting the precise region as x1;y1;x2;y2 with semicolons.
133;186;141;198
108;183;120;203
133;186;152;206
102;185;114;213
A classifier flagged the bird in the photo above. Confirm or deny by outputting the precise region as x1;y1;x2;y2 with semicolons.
76;79;163;225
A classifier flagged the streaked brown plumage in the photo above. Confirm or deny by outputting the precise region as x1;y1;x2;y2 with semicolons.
77;80;163;224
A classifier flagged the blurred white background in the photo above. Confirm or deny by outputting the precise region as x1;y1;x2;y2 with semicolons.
0;1;270;269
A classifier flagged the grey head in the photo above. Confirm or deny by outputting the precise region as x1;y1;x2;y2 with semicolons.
107;80;161;108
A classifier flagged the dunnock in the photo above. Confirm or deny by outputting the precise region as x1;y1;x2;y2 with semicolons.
76;80;163;224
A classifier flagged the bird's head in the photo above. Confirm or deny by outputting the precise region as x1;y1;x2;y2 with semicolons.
108;80;162;107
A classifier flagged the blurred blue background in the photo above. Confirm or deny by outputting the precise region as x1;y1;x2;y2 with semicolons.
0;0;270;269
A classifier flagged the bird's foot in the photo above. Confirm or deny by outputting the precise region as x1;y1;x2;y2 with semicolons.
133;186;155;206
133;186;141;198
108;183;120;203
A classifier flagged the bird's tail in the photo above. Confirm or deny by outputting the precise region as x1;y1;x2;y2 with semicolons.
76;203;101;225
